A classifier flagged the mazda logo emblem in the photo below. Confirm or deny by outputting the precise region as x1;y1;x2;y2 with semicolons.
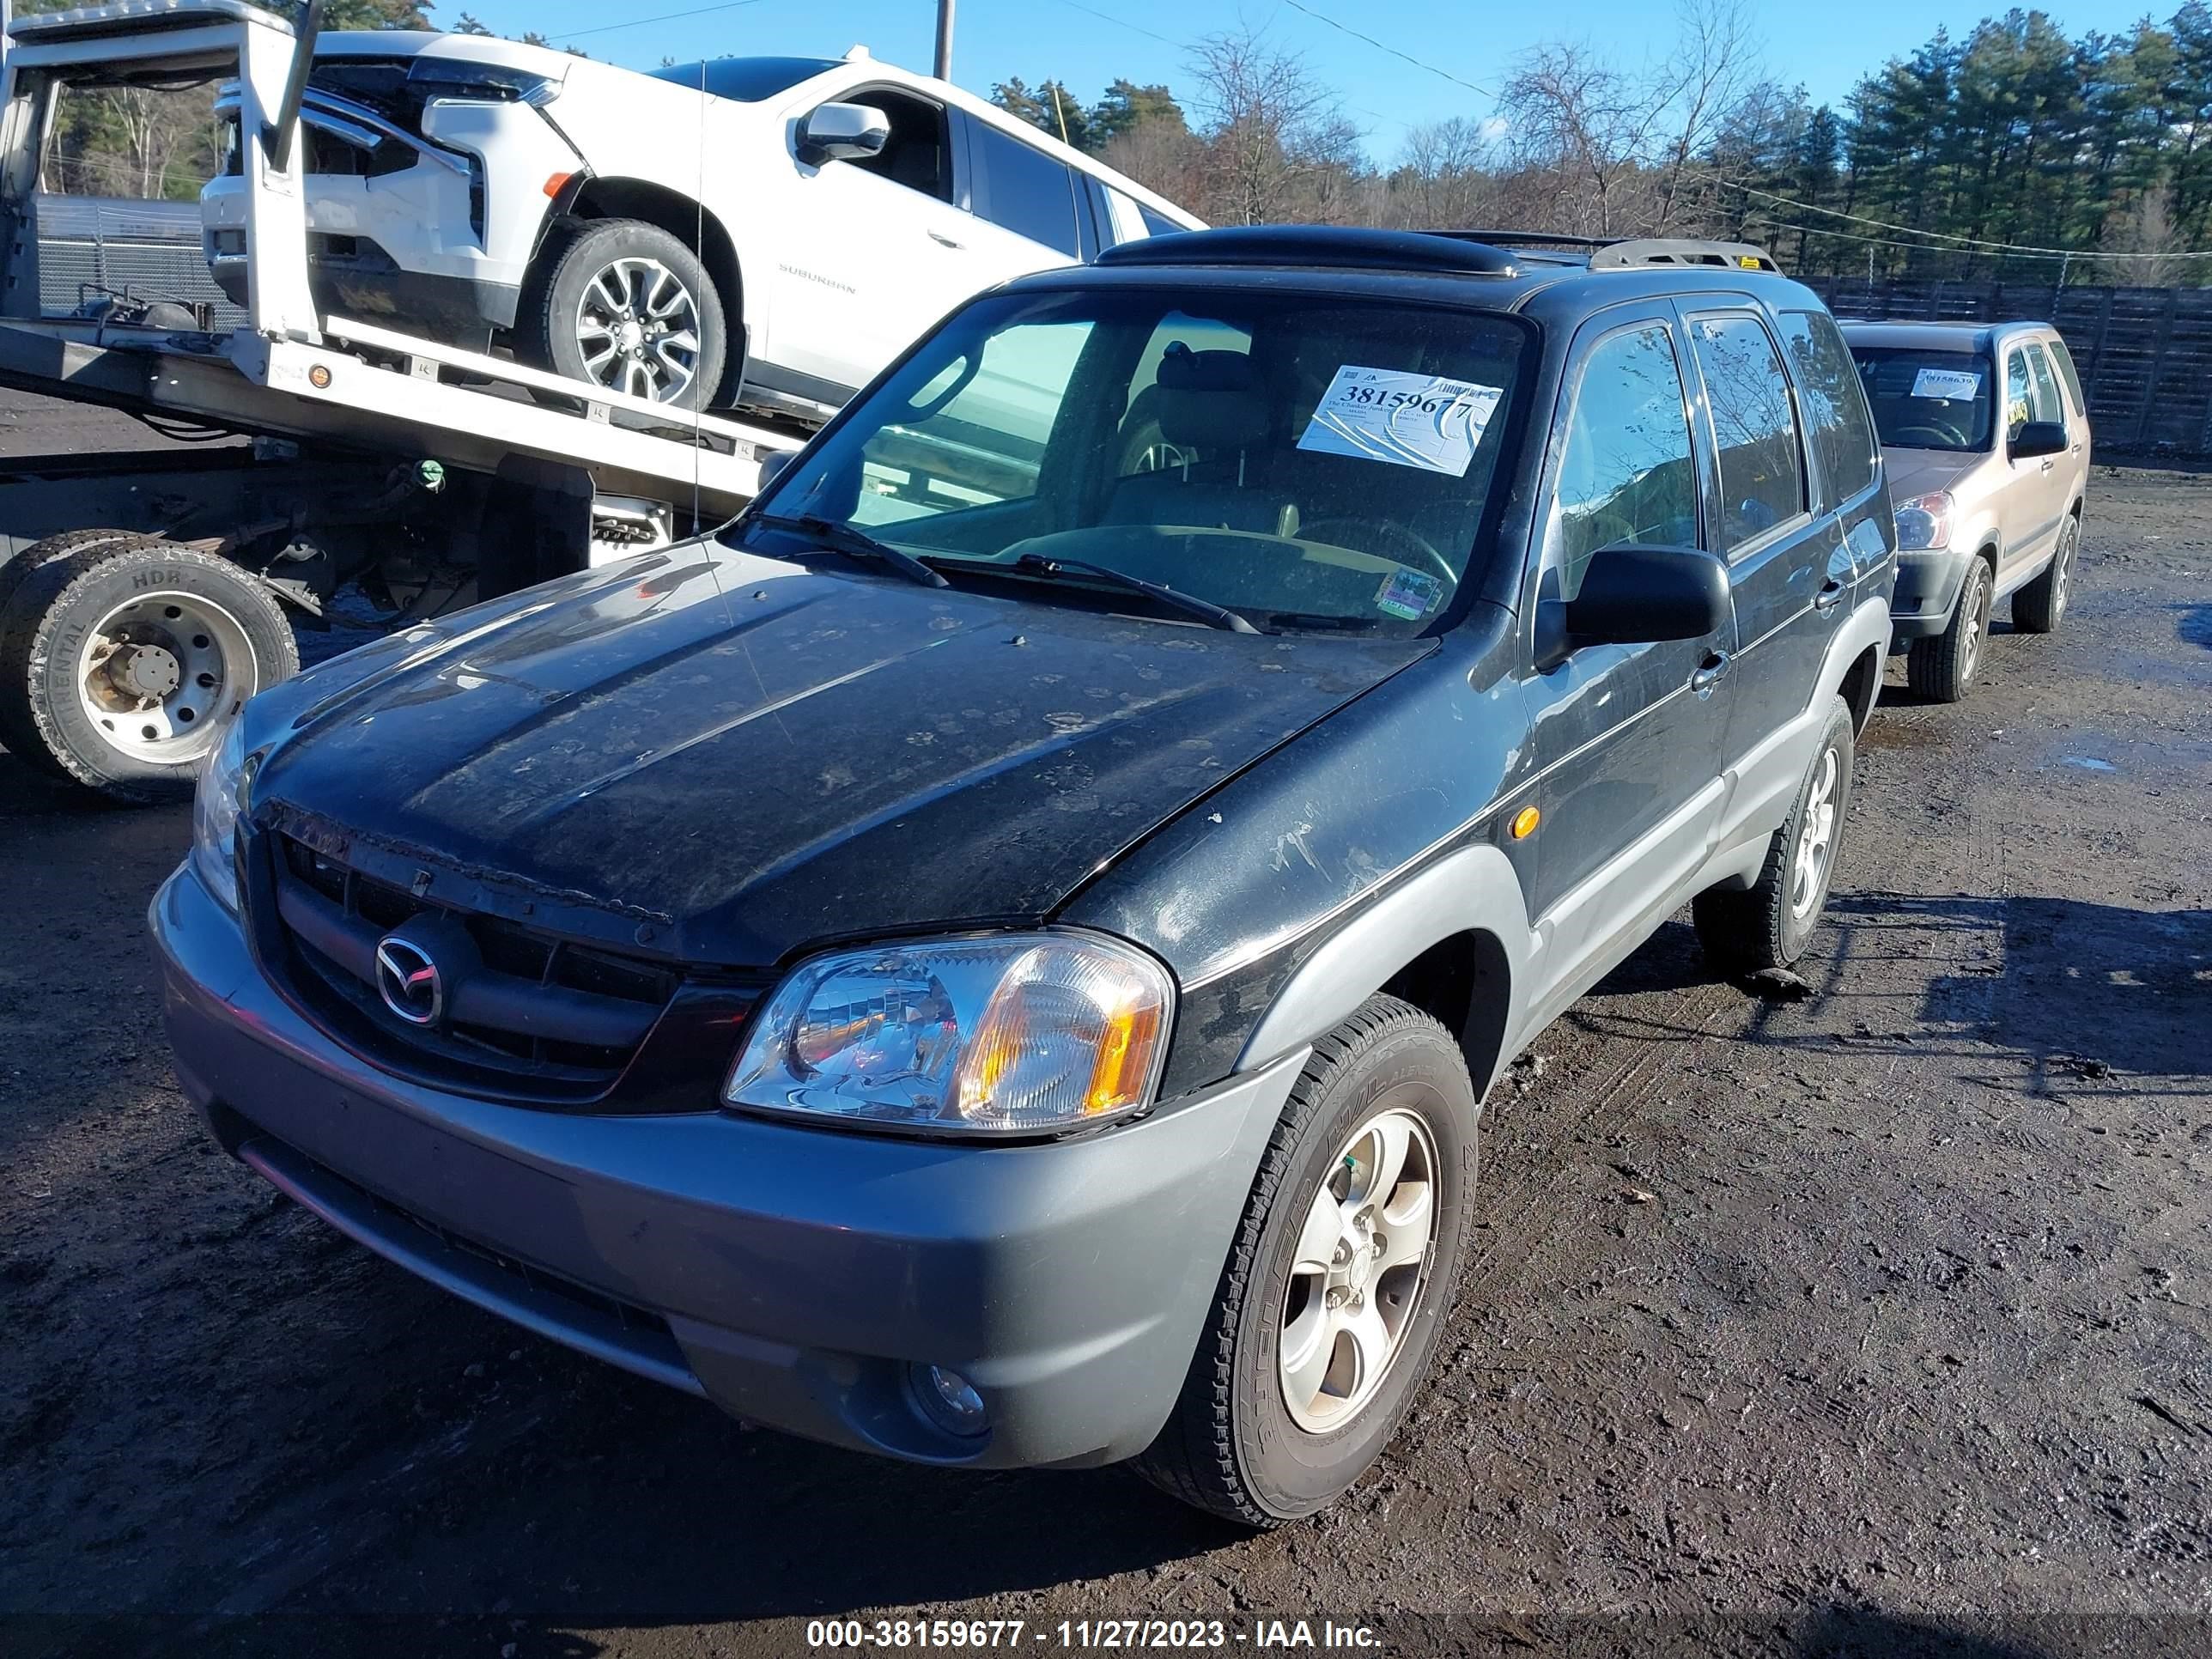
374;936;443;1027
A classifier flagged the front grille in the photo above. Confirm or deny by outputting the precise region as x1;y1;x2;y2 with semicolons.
268;830;682;1103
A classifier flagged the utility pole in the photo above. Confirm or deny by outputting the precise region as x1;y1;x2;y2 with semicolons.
933;0;954;81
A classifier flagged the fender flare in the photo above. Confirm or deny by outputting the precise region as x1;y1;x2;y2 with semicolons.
1233;842;1532;1096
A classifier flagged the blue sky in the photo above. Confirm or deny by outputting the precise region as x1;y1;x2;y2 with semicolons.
445;0;2158;162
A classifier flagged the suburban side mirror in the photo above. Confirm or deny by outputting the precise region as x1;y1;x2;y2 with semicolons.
1559;544;1731;648
2012;420;2067;459
798;102;890;165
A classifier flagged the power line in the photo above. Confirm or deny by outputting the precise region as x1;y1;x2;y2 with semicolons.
1042;0;1179;49
1037;0;1411;131
1279;0;1494;100
562;0;769;44
1730;180;2212;261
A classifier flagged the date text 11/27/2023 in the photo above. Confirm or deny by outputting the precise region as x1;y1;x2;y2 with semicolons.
803;1619;1384;1650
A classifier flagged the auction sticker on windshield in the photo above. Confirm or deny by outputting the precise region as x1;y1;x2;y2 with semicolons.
1911;367;1983;401
1297;365;1503;477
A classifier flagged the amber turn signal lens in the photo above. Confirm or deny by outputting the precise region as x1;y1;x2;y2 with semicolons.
1510;805;1540;840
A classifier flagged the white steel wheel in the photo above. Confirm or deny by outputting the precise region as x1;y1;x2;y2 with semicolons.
574;257;704;404
1279;1107;1439;1433
0;541;296;802
75;589;255;766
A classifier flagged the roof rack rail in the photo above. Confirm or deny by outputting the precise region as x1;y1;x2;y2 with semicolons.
1589;238;1780;272
1097;225;1521;276
1427;229;1604;250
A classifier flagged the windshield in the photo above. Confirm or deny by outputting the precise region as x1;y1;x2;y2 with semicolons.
650;57;840;100
1850;346;1996;453
742;288;1529;635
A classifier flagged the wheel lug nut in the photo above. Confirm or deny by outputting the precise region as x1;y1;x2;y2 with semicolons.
1324;1286;1349;1309
1372;1234;1387;1255
1331;1242;1352;1267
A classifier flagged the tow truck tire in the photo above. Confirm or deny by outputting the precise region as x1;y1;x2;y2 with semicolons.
518;217;727;413
0;530;164;772
0;527;145;623
0;540;297;803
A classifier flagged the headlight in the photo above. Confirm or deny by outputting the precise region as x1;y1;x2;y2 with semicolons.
191;714;251;913
1893;490;1954;551
724;933;1174;1136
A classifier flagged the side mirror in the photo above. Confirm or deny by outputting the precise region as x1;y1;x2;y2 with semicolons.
798;102;890;165
1560;544;1730;647
756;448;798;493
2011;420;2067;460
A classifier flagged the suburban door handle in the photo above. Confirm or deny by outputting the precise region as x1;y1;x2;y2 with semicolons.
927;229;964;249
1813;577;1846;612
2039;458;2056;473
1691;651;1732;694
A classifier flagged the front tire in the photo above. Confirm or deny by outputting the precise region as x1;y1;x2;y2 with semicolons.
1906;556;1990;702
2011;513;2078;635
0;540;297;802
1136;996;1479;1527
1694;694;1856;975
519;218;727;411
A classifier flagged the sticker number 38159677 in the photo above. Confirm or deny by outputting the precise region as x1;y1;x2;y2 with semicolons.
1297;365;1504;477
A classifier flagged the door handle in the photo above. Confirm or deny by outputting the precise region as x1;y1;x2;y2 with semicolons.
2039;458;2056;473
1691;651;1732;694
1813;577;1846;613
927;228;964;249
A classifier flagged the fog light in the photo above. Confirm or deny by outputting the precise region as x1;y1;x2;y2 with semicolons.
909;1364;988;1437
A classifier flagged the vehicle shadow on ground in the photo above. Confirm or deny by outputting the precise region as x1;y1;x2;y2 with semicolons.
1571;892;2209;1089
2174;603;2212;651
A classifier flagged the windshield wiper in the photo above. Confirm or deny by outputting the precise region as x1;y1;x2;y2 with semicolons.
755;513;948;589
1011;552;1258;634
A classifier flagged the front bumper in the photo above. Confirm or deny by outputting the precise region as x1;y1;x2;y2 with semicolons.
1887;548;1975;641
152;866;1303;1470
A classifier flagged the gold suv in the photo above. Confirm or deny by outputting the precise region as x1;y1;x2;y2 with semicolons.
1843;320;2092;702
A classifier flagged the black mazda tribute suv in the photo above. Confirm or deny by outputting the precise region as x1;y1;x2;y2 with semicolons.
157;226;1897;1526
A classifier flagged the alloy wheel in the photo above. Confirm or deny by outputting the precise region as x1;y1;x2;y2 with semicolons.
1278;1105;1440;1433
1960;571;1985;679
574;257;703;404
1789;744;1840;921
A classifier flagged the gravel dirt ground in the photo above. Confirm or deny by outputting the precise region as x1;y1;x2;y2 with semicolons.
1;409;2206;1658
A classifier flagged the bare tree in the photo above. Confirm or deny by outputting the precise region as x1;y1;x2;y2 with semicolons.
1389;117;1497;229
1498;0;1772;238
1185;27;1339;225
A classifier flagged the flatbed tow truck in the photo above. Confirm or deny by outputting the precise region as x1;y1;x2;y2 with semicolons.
0;0;806;799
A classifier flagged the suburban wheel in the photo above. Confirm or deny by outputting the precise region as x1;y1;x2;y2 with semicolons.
1906;556;1990;702
1694;694;1856;975
1136;995;1479;1527
519;218;726;410
0;541;297;802
2012;513;2079;635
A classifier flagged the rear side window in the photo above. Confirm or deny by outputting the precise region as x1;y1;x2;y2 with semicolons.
2045;336;2087;415
2004;349;2033;442
2025;344;2066;428
1778;311;1877;507
1544;323;1698;601
1690;315;1806;550
1138;202;1184;238
969;123;1082;257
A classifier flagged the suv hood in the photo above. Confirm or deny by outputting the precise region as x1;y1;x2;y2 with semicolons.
252;548;1429;966
1881;446;1984;504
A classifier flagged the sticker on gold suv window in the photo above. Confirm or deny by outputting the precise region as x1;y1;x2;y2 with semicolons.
1911;367;1982;401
